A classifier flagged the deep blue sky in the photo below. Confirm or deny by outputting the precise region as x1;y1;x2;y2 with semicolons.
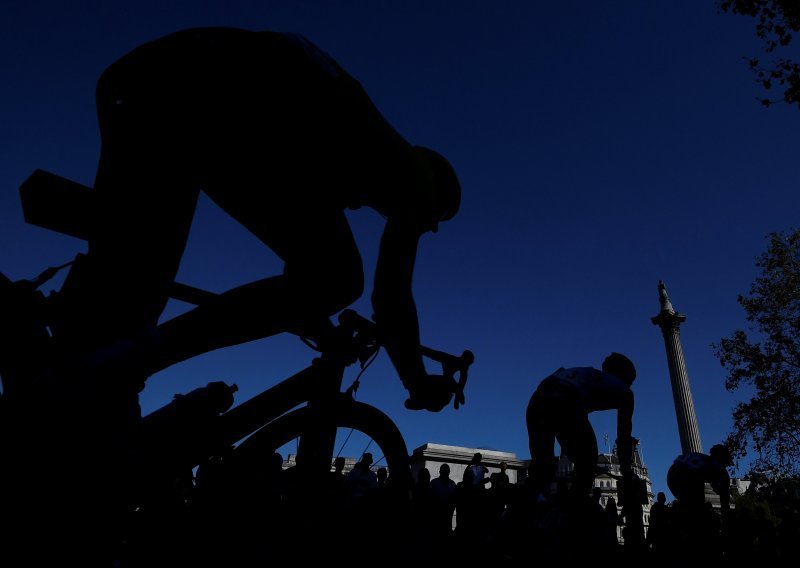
2;1;798;500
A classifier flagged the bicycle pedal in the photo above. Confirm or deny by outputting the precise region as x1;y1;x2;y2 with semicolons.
404;397;427;411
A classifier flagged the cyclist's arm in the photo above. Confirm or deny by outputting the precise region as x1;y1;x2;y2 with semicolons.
371;219;426;389
616;389;635;473
710;468;731;511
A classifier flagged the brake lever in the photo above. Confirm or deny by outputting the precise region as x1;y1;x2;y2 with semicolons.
452;350;474;410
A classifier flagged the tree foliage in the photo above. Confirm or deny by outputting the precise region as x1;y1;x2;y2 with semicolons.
730;478;800;556
713;229;800;478
718;0;800;108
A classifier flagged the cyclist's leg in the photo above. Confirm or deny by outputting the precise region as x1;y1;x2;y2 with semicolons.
526;393;559;499
555;413;598;501
154;192;364;370
53;65;200;357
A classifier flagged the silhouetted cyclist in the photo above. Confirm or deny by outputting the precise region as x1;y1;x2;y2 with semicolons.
48;27;462;413
3;29;461;563
526;353;637;503
667;444;732;513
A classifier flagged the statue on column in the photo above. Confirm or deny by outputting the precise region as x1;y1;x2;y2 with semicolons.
657;280;675;314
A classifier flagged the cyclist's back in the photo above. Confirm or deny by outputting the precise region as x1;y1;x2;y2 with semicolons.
97;28;396;205
537;366;632;413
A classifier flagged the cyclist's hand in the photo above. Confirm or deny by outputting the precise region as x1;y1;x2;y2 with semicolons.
404;373;457;412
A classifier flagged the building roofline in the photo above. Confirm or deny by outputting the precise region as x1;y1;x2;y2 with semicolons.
411;443;525;467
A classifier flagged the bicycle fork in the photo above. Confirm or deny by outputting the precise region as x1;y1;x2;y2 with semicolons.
297;354;346;475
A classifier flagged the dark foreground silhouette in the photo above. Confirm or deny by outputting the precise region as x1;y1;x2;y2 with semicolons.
0;27;469;565
124;458;800;565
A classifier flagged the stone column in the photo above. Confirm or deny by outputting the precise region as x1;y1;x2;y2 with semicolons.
651;281;703;454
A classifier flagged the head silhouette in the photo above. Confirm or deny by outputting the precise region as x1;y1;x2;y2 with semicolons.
333;456;346;472
709;444;732;466
412;145;461;230
602;352;636;385
462;467;475;485
417;467;431;484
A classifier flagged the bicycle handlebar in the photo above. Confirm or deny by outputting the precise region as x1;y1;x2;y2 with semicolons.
337;309;474;410
420;345;474;410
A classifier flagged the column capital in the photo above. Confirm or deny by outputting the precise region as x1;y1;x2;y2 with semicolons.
651;311;686;329
651;280;686;329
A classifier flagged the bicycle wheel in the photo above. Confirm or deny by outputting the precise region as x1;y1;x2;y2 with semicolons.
233;394;413;494
184;396;414;564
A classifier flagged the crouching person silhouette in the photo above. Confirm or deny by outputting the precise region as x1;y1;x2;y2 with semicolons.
665;444;732;559
526;353;637;505
11;27;462;564
667;444;732;514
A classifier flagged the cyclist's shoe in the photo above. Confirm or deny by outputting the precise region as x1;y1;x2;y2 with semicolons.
404;374;456;412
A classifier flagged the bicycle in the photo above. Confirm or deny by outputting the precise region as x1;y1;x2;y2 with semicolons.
135;305;474;496
2;168;475;561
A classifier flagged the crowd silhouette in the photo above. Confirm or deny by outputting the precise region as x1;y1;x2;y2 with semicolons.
107;449;798;565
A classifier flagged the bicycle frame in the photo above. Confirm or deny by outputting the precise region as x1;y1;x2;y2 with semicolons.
141;308;472;487
217;347;356;472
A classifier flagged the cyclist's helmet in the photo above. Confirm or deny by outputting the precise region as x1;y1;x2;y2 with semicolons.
602;352;636;385
709;444;732;466
413;145;461;228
